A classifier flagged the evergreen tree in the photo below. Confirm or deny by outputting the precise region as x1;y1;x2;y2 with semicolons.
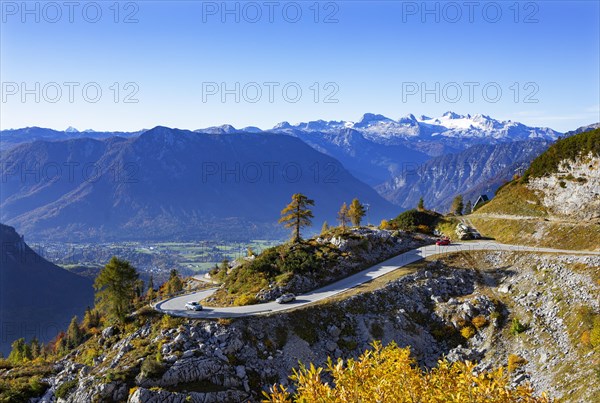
465;200;473;214
94;256;139;323
66;316;83;348
278;193;315;243
451;195;464;215
337;202;350;230
348;198;366;227
417;197;425;211
320;221;330;235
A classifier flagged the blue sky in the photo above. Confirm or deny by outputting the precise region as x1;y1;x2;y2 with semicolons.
1;0;599;132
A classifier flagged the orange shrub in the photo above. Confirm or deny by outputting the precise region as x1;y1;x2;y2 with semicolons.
472;315;489;329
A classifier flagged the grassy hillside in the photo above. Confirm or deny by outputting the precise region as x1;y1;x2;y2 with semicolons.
469;216;600;251
470;129;600;251
475;181;548;217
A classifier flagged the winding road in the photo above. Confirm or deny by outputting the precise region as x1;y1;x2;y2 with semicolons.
154;241;600;319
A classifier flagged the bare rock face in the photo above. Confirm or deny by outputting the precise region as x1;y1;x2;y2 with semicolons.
528;155;600;220
128;387;248;403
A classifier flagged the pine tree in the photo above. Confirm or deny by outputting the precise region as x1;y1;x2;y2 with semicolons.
321;221;330;235
417;197;425;211
465;200;472;214
278;193;315;243
94;256;139;323
348;198;366;227
451;195;464;215
337;202;350;230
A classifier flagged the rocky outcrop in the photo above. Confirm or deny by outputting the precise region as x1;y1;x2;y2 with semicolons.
41;251;600;402
129;387;248;403
528;155;600;220
255;228;432;302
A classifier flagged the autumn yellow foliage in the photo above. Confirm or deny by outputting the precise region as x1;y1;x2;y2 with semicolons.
460;326;476;339
472;315;489;329
264;342;551;403
507;354;528;373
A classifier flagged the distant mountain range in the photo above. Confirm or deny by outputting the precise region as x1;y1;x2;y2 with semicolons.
2;113;595;241
0;127;396;241
0;224;93;355
0;127;144;150
1;111;560;149
269;111;560;143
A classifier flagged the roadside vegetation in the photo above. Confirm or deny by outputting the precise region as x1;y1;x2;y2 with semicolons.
264;341;551;402
206;194;440;306
468;216;600;251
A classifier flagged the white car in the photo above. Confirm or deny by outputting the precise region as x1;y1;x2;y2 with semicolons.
185;301;203;311
275;293;296;304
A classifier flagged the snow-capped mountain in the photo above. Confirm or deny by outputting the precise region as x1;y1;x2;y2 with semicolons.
271;112;561;144
191;112;562;187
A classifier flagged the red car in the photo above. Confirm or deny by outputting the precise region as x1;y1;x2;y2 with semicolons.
436;238;451;246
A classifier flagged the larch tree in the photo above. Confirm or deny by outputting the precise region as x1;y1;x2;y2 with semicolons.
337;202;350;230
348;198;366;227
66;316;83;348
278;193;315;243
165;269;183;295
94;256;139;324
